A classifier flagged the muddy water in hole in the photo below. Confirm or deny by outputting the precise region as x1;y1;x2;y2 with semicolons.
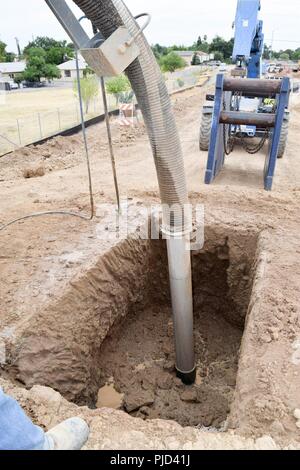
97;383;124;409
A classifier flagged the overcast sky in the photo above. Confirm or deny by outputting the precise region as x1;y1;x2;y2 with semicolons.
0;0;299;54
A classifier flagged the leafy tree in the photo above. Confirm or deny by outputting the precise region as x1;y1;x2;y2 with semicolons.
159;52;186;73
196;36;202;48
191;35;208;52
212;51;224;62
43;63;61;81
282;49;293;59
5;52;17;62
209;36;234;60
74;75;99;114
191;52;201;66
0;41;7;62
83;66;94;77
263;44;271;60
46;46;68;65
22;47;61;83
279;52;290;61
292;49;300;61
105;75;131;105
152;43;169;58
0;41;16;62
152;48;161;62
13;75;23;88
149;37;300;67
24;37;74;65
168;45;190;52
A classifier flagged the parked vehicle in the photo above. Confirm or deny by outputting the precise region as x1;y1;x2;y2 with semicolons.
219;63;227;72
0;80;18;91
9;81;19;90
23;81;47;88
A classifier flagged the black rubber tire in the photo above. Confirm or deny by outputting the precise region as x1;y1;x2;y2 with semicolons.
277;117;289;159
199;112;213;151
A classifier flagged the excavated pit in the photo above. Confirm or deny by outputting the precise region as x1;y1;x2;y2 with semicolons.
92;227;258;428
9;225;259;429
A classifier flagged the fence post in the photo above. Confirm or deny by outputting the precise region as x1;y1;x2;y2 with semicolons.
16;119;21;145
57;108;61;130
38;113;43;139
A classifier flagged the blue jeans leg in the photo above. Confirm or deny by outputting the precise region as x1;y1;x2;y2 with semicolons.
0;387;47;450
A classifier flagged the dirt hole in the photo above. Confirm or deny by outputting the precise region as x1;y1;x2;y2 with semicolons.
88;227;258;429
10;226;258;430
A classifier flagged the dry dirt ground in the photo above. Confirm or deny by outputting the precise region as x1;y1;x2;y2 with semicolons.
0;79;300;450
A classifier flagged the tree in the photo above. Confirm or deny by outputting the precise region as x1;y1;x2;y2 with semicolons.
105;75;131;105
159;52;186;73
292;49;300;61
149;37;300;67
152;43;169;59
0;41;16;62
43;63;61;81
263;44;271;60
24;37;74;65
168;45;189;52
13;75;23;88
73;75;99;114
152;48;161;62
5;52;17;62
46;46;69;65
0;41;6;62
209;36;234;60
83;66;94;77
196;36;202;48
22;47;61;83
279;52;290;61
212;51;224;62
191;52;201;66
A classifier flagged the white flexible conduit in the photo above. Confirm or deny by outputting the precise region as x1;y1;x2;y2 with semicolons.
73;0;196;383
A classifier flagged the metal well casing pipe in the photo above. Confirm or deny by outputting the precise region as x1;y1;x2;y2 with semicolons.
166;233;195;384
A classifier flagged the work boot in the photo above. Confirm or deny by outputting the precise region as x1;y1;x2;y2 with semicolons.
43;417;90;450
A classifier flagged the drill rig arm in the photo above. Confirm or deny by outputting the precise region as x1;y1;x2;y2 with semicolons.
232;0;264;78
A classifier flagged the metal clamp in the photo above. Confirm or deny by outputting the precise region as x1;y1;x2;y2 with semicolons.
119;13;151;52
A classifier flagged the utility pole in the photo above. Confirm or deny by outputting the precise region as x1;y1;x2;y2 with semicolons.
14;37;21;59
270;29;277;61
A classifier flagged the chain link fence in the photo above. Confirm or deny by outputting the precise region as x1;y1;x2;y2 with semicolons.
0;93;116;156
0;68;208;157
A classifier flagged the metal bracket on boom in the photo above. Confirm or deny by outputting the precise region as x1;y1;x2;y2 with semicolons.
45;0;150;76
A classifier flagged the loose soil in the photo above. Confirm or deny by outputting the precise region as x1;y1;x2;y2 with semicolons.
95;232;256;429
0;75;300;448
97;303;242;428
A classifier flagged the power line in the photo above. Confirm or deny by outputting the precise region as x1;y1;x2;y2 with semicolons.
265;38;300;44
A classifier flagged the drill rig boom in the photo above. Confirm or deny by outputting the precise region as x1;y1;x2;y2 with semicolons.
232;0;264;78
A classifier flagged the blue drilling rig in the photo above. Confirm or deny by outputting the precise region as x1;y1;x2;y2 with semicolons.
199;0;290;190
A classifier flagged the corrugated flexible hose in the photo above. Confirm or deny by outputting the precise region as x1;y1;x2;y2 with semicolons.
73;0;196;383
